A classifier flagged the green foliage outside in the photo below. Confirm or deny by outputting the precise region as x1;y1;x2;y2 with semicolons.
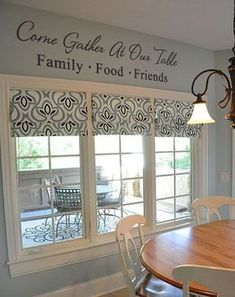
169;153;190;170
17;138;45;170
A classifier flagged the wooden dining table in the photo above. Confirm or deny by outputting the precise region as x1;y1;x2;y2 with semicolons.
140;220;235;296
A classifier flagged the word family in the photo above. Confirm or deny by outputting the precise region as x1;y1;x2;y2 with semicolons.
36;54;83;74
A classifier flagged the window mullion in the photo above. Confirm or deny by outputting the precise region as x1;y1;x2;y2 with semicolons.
80;91;97;241
143;135;156;228
173;138;176;221
48;136;56;243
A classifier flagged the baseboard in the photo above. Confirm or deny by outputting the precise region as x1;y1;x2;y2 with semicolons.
34;272;126;297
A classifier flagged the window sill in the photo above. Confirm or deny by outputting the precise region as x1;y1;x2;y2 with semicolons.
8;219;192;277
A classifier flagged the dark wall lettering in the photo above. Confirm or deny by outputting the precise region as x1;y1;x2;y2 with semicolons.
109;41;126;58
63;33;105;54
129;44;151;61
16;20;58;45
15;20;179;83
153;47;178;66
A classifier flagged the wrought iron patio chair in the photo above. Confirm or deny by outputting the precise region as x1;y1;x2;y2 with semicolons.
41;175;61;225
97;192;121;228
97;181;126;227
41;175;61;207
54;187;83;236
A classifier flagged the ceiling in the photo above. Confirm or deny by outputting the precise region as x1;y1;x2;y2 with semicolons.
2;0;234;50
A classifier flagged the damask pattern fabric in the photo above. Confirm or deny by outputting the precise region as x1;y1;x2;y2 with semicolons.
92;93;154;135
154;98;201;137
10;88;200;138
10;89;88;136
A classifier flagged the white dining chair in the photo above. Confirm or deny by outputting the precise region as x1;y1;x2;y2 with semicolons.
173;264;235;297
115;215;183;297
192;195;235;225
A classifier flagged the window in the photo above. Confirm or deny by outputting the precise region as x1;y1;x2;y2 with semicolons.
95;135;144;234
0;75;207;275
155;137;192;222
18;136;83;248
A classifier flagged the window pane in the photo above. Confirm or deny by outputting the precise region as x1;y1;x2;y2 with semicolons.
17;158;49;171
122;154;143;178
21;216;53;248
51;157;80;169
95;135;119;153
155;153;174;175
156;176;174;198
53;212;84;242
123;178;143;204
176;174;191;196
175;152;191;173
175;137;190;151
50;136;79;155
156;198;174;222
96;155;120;180
97;209;121;234
121;135;143;153
123;203;144;216
16;137;48;157
176;195;191;219
155;137;173;152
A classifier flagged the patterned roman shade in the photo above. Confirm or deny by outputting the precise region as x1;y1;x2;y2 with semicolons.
10;89;88;136
92;93;154;135
155;98;201;137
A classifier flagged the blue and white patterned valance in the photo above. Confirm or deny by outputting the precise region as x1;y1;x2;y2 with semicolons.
10;89;88;136
92;93;154;135
155;98;201;137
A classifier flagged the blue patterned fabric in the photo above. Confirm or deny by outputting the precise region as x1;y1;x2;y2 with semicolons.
92;93;154;135
10;89;88;136
154;98;201;137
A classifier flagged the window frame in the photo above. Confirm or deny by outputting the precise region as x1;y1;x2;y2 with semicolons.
0;74;208;276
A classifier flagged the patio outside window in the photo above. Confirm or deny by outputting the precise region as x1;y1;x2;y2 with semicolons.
95;135;144;234
18;136;83;248
18;134;192;249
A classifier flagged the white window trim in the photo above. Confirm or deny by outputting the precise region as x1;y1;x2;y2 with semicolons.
0;74;208;276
